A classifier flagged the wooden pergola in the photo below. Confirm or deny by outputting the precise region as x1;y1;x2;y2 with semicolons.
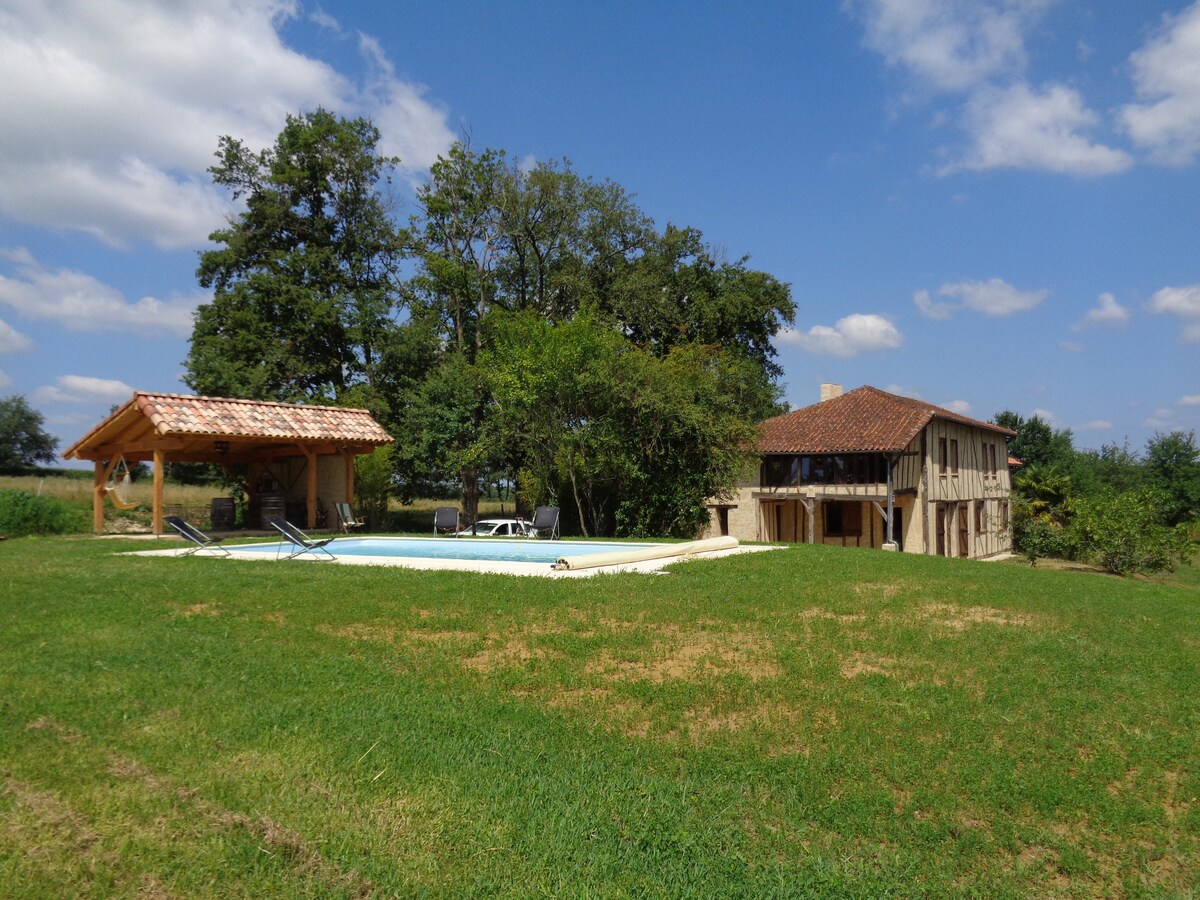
63;392;394;535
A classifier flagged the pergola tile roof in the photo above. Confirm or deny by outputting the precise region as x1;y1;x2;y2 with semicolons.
64;392;392;461
759;386;1015;455
134;393;392;443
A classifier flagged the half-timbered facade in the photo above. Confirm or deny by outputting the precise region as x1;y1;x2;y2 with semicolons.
705;385;1015;559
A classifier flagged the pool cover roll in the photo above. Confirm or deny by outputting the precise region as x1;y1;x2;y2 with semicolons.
552;536;739;571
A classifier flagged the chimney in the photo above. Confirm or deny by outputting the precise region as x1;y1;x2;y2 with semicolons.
820;383;843;403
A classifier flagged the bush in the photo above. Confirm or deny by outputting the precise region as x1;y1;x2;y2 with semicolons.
0;489;88;537
1069;488;1195;577
1015;517;1066;567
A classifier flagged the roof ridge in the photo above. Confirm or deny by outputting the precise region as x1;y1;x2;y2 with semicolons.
134;391;372;415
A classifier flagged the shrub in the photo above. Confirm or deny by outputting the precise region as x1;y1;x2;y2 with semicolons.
1016;517;1066;567
0;489;88;537
1069;488;1195;577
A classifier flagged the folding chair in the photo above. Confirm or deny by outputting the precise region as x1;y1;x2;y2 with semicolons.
267;516;337;560
335;502;365;534
164;515;231;557
528;506;561;539
434;506;461;536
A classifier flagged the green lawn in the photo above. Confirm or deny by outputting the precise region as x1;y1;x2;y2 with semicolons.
1;537;1196;897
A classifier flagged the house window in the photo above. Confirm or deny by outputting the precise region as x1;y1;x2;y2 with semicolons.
823;501;862;537
989;444;998;478
975;501;984;534
950;439;959;476
763;456;798;486
939;438;948;476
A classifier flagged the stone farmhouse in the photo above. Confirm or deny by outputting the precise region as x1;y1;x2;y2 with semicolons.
705;384;1016;559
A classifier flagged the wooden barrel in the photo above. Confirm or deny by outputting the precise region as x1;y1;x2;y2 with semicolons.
260;495;285;529
210;497;236;530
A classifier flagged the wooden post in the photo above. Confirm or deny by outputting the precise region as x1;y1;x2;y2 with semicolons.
800;496;815;544
305;447;318;529
343;450;355;506
92;461;105;534
152;449;164;535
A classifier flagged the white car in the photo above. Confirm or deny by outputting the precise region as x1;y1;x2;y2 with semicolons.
458;517;531;537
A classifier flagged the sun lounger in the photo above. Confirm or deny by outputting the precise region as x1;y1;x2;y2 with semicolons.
267;515;337;560
164;515;231;556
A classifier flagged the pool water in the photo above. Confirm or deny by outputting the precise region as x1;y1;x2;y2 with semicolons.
235;536;657;564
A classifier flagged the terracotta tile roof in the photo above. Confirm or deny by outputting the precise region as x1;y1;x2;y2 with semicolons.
133;393;393;443
759;386;1015;454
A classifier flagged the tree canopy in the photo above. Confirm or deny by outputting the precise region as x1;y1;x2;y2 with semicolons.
185;121;796;535
186;109;403;403
997;411;1198;574
0;395;59;472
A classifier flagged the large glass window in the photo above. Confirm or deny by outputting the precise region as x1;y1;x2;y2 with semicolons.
763;454;889;487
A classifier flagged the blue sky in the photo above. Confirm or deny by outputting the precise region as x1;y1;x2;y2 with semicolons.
1;0;1198;466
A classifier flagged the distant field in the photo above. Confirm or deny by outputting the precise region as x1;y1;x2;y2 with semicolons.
0;474;512;534
1;536;1196;896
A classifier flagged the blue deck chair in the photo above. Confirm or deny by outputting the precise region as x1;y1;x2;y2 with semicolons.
528;506;561;539
267;516;337;560
164;515;231;557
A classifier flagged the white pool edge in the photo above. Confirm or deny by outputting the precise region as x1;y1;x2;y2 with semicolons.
125;542;780;577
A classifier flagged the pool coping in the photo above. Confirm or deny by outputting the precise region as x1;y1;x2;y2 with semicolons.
126;537;781;577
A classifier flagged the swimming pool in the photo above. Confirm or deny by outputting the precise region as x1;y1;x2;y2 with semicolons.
232;536;658;565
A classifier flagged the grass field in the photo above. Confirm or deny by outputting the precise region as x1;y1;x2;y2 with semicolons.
1;536;1197;897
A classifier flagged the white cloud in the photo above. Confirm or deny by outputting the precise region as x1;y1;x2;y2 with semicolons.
1075;420;1112;431
1145;408;1176;429
913;288;955;320
0;317;32;353
848;1;1132;177
1059;341;1084;352
778;313;903;357
946;83;1132;176
942;399;972;415
1073;292;1130;330
0;0;455;249
886;383;923;399
0;247;203;337
1031;408;1057;425
1120;2;1200;166
1149;284;1200;343
916;277;1048;318
849;0;1032;93
1179;395;1200;406
0;369;12;391
34;375;135;405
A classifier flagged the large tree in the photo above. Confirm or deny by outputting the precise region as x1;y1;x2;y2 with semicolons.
185;109;403;403
0;395;59;472
185;126;797;534
993;411;1075;470
401;144;795;524
1144;430;1200;525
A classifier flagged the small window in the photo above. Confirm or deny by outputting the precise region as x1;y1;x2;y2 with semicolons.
974;501;984;533
990;444;998;478
950;439;959;476
939;438;948;476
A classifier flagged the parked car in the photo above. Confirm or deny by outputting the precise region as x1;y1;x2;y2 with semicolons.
458;517;531;537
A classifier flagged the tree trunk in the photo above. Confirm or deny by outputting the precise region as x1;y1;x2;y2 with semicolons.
461;467;480;526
